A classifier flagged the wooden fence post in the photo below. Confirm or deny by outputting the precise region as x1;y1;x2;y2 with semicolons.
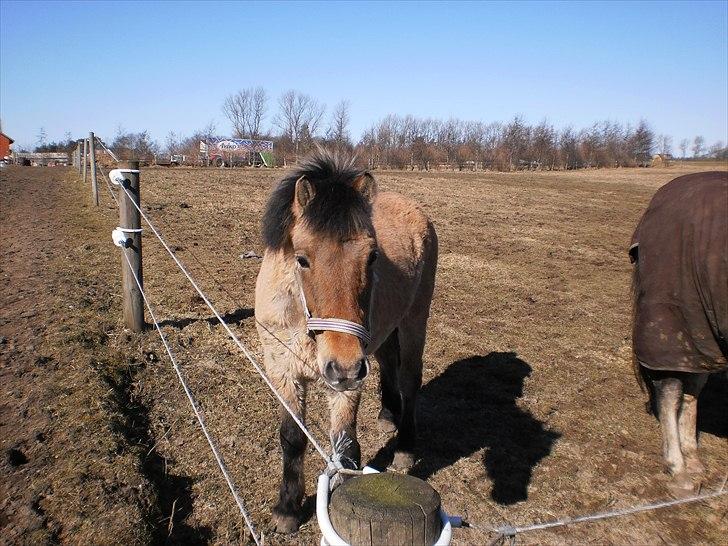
82;138;88;183
76;142;82;172
329;472;443;545
119;160;145;331
89;132;98;206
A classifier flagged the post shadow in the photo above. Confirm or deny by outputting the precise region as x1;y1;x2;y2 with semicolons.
158;307;254;330
367;351;560;505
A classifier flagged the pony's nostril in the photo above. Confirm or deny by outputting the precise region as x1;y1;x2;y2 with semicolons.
355;358;369;380
324;360;337;381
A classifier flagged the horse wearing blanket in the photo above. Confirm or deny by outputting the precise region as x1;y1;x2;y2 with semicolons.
630;171;727;495
255;151;438;533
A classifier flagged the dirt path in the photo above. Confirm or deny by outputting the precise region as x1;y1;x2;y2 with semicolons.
0;167;157;545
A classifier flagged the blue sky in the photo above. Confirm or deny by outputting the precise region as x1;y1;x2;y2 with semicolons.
1;0;726;151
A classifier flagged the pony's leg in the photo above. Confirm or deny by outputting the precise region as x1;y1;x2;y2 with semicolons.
328;389;362;473
679;373;708;476
271;373;307;534
374;329;401;433
391;327;424;471
652;374;692;491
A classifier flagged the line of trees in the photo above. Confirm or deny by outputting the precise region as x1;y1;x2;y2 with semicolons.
26;86;728;168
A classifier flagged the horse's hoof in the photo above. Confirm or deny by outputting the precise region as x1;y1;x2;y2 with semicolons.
272;511;299;534
377;408;398;433
391;451;415;471
685;458;705;476
667;472;696;498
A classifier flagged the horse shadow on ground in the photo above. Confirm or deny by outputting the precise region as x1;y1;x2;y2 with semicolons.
368;352;560;505
698;371;727;439
158;307;254;330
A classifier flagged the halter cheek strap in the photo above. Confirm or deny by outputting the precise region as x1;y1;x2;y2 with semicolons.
295;269;372;348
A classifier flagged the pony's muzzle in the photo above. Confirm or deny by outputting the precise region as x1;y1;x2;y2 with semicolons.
323;358;369;391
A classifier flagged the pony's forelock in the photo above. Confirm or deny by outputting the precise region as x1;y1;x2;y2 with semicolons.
261;150;372;250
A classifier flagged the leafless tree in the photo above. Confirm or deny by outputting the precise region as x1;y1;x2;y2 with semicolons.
679;138;689;158
692;135;705;158
657;134;673;156
327;100;352;151
275;90;325;159
222;86;267;139
165;131;180;156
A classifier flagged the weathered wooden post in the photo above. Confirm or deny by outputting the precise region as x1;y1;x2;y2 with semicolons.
118;160;144;331
89;132;99;206
76;141;82;172
328;472;443;545
82;138;88;184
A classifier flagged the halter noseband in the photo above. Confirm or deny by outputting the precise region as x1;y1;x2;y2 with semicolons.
295;269;372;348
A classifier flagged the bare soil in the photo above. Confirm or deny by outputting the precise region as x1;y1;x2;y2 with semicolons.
1;162;726;545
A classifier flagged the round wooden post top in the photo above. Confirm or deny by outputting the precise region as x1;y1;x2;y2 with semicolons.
329;472;442;545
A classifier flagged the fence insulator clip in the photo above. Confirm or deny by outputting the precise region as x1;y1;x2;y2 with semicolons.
109;168;141;186
112;227;143;248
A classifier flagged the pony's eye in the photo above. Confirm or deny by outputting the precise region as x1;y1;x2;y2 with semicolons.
367;250;378;266
296;255;310;268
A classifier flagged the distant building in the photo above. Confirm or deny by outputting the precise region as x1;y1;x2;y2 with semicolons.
0;132;14;160
12;152;69;166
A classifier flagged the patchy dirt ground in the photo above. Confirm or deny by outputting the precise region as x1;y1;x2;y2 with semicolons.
1;162;726;545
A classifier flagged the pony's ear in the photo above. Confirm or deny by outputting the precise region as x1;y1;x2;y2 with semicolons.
295;176;315;210
353;172;377;201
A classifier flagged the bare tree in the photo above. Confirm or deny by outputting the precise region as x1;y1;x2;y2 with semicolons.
679;138;689;158
275;90;325;159
327;100;352;151
165;131;180;156
222;86;268;139
692;135;705;158
36;127;47;149
657;134;673;156
708;140;725;158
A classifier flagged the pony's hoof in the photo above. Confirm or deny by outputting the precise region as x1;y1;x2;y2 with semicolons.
272;511;299;534
391;451;415;471
377;408;398;433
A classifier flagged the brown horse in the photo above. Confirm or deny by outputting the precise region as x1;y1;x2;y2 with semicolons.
254;150;438;533
630;171;727;495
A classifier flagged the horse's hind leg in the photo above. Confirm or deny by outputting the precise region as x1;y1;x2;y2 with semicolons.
679;373;708;476
650;372;692;492
374;328;401;433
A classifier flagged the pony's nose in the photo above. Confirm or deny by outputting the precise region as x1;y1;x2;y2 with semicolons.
323;359;369;385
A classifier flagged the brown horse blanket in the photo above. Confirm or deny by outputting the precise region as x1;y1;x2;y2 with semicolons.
631;171;728;373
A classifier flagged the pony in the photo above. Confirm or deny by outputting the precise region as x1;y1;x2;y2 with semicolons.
254;150;438;533
630;171;727;496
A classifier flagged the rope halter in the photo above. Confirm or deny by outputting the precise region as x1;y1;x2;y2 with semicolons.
295;269;372;349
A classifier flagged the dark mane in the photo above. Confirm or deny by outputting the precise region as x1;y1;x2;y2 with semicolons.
262;150;372;250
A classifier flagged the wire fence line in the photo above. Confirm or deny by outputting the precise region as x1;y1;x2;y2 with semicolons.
481;486;728;541
121;251;261;546
96;163;119;206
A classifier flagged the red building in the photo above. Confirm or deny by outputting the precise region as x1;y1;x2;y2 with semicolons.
0;132;14;159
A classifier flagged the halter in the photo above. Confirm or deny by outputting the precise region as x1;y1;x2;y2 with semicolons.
295;268;372;349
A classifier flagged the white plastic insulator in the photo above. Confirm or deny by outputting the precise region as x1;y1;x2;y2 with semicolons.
109;168;140;186
112;228;130;248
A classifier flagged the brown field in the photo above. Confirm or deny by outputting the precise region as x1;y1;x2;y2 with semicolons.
1;162;726;545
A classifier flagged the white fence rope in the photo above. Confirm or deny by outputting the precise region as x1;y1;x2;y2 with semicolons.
486;487;728;539
121;250;261;546
115;182;333;465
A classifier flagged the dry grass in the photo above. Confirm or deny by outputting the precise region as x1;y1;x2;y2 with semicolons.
2;161;726;545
